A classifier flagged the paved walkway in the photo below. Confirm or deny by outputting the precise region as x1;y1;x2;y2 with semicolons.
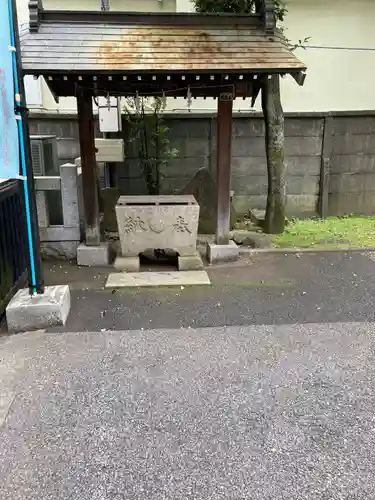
45;251;375;332
2;251;375;499
1;322;375;499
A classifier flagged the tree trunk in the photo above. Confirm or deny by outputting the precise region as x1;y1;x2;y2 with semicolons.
261;75;286;234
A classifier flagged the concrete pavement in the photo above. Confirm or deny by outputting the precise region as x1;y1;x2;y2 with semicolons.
1;323;375;499
47;251;375;332
3;251;375;498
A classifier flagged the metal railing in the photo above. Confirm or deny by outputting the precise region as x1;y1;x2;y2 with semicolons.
0;180;28;318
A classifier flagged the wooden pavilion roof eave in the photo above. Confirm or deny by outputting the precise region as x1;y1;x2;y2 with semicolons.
26;69;307;101
24;67;307;77
35;9;264;28
41;70;306;102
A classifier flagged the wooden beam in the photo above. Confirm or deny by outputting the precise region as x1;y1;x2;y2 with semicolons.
215;93;233;245
318;116;334;218
76;87;101;246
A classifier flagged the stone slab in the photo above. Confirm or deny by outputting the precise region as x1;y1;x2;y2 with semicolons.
178;252;204;271
114;256;140;272
206;241;239;264
116;195;200;257
6;285;70;333
105;271;211;288
77;243;110;267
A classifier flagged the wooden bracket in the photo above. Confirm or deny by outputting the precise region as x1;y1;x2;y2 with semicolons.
251;82;262;107
262;0;276;35
44;79;60;104
291;71;307;87
29;0;43;33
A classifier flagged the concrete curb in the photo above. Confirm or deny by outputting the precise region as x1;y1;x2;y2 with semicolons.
238;246;375;255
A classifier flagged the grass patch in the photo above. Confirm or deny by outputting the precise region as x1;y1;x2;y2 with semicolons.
273;216;375;249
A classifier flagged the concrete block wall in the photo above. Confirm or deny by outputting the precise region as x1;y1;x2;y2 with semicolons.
115;115;323;217
28;111;375;219
329;116;375;215
29;116;100;166
212;116;323;216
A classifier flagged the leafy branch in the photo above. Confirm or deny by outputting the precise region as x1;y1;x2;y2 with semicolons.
123;97;179;195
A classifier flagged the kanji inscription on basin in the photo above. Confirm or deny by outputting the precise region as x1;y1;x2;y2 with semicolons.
116;195;200;256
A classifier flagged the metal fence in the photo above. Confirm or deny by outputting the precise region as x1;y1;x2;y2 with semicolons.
0;180;28;318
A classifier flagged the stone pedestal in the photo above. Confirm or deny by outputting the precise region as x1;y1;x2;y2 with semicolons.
114;256;140;272
77;242;110;267
6;285;70;333
178;251;204;271
115;195;201;270
206;241;239;264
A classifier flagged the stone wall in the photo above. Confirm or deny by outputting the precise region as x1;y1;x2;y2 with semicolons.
29;111;375;218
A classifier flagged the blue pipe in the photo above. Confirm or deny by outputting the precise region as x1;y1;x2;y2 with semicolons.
7;0;37;293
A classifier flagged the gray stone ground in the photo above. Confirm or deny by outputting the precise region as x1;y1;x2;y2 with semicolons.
2;252;375;499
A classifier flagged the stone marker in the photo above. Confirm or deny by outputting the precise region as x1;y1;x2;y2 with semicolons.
181;168;237;234
101;187;120;232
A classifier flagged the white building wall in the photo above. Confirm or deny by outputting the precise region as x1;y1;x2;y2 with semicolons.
281;0;375;112
18;0;375;113
33;0;177;113
171;0;375;113
42;0;176;11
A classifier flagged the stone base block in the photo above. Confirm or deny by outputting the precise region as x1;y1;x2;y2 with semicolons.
6;285;71;334
178;251;204;271
206;240;239;264
114;256;140;272
77;243;110;267
41;241;80;261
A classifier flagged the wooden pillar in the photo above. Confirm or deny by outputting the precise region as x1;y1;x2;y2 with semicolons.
76;87;100;246
216;93;233;245
262;75;286;234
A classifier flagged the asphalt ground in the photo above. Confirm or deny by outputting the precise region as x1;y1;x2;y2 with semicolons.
2;251;375;499
45;251;375;332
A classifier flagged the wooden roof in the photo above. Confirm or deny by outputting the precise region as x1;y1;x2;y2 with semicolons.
20;13;306;74
20;10;306;98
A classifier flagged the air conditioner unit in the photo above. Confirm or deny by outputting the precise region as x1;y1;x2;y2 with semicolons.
30;135;58;176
